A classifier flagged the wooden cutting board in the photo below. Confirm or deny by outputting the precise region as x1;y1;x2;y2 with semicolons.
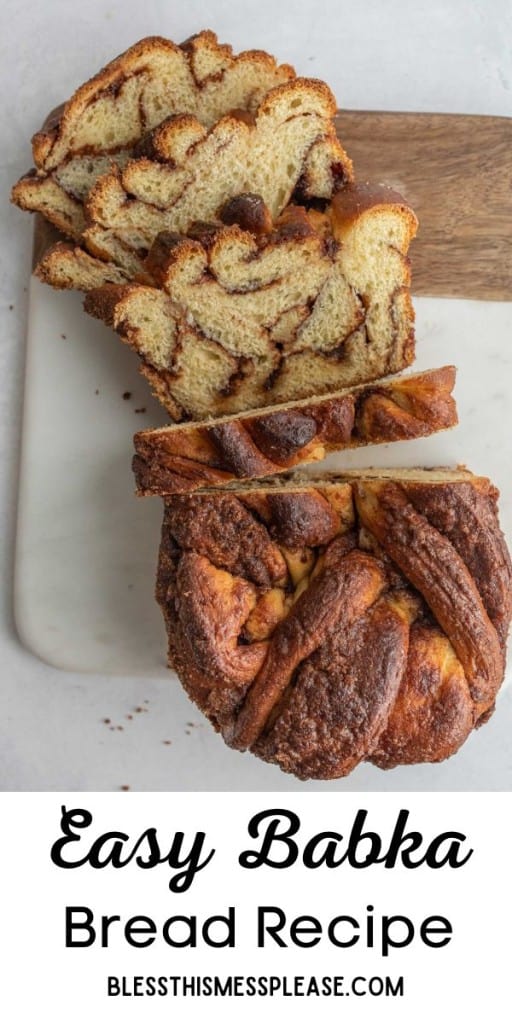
335;111;512;300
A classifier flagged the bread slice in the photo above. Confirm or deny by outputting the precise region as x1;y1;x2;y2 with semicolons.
84;186;417;418
133;366;457;494
36;241;133;291
11;32;295;239
82;78;353;275
156;468;512;779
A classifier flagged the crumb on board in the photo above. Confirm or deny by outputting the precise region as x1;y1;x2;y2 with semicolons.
163;740;172;745
94;389;99;395
101;702;151;733
9;304;14;310
122;391;132;400
134;407;147;414
120;785;131;791
61;333;67;339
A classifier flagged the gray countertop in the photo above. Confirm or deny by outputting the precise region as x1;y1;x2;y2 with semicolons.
1;0;511;791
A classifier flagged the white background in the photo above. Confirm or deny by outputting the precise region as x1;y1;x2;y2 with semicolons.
1;792;511;1021
1;0;512;790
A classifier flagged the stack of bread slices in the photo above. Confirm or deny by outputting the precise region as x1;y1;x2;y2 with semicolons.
13;32;512;780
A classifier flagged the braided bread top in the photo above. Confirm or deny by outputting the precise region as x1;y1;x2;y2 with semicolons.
156;471;512;780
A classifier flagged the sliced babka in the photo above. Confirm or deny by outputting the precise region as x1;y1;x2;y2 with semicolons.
84;187;417;418
11;31;295;239
133;367;457;494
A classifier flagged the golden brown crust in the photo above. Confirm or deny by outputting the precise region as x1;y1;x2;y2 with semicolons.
11;172;85;238
177;552;262;681
331;181;417;231
254;596;410;779
133;367;457;493
229;548;387;751
84;281;135;326
143;232;201;288
369;623;474;769
36;241;131;290
162;493;288;587
156;472;512;780
353;479;504;712
330;182;419;261
355;366;457;439
402;480;512;648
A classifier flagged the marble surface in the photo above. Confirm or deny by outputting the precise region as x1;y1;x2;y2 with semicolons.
1;0;511;791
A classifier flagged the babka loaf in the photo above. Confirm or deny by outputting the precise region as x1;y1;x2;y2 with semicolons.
133;367;457;494
84;187;417;419
155;469;512;780
11;32;295;239
81;78;352;277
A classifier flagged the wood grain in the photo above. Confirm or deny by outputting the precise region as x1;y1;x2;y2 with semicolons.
336;111;512;301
